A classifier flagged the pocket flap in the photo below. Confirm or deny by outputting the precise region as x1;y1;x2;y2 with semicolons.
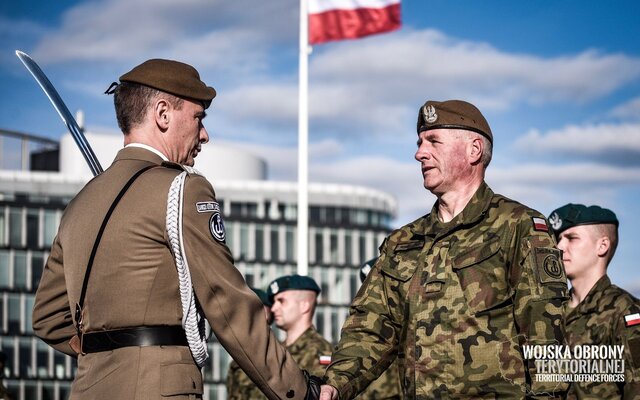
452;239;501;270
160;362;203;396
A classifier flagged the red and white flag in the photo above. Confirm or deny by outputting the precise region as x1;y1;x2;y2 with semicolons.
625;313;640;327
309;0;401;45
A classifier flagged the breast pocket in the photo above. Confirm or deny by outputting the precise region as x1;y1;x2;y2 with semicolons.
451;239;512;315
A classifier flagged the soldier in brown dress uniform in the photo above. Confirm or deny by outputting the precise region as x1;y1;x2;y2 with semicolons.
32;59;319;400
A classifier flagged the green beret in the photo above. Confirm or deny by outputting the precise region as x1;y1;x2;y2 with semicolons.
416;99;493;143
267;274;321;302
548;203;618;237
119;59;216;109
250;287;272;307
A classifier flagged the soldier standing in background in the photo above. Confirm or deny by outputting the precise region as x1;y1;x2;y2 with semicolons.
226;288;273;400
268;275;333;377
320;100;568;399
32;59;319;400
549;204;640;399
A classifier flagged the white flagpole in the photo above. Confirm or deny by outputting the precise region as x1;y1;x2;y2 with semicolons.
297;0;310;276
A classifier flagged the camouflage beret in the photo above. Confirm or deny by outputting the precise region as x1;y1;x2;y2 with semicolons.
118;59;216;109
250;287;272;307
267;274;321;302
548;203;618;237
416;99;493;143
359;257;377;283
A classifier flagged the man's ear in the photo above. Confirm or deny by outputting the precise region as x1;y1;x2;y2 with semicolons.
154;98;171;130
469;136;483;164
597;236;611;258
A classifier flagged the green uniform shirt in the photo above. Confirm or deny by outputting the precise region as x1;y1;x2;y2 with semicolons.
565;275;640;399
287;326;333;378
325;182;569;399
226;326;332;399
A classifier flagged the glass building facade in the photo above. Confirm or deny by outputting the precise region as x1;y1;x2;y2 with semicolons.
0;131;397;400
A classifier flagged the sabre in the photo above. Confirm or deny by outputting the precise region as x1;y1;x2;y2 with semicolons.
15;50;103;176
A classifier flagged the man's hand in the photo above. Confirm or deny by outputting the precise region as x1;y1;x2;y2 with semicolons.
319;385;338;400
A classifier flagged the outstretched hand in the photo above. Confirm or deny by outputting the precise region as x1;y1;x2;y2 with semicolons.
319;385;339;400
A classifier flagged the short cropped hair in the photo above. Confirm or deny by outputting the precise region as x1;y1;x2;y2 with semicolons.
592;223;619;266
456;130;493;168
113;82;183;134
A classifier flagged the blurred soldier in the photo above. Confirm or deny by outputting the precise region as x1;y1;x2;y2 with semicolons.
354;259;401;400
268;275;333;377
321;100;568;399
226;287;273;400
549;204;640;399
32;59;319;400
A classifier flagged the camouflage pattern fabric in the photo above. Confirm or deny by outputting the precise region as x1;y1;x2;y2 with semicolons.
565;275;640;399
288;326;334;378
325;182;569;399
354;359;401;399
226;359;269;400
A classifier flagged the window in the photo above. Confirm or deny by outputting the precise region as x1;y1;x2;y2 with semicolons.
239;225;249;259
8;294;21;334
359;234;367;264
9;207;22;247
285;227;295;262
43;209;58;246
270;227;279;262
330;232;339;264
255;225;264;261
13;252;27;290
26;208;39;248
314;232;324;264
0;210;6;246
344;232;352;266
31;252;44;289
0;250;9;288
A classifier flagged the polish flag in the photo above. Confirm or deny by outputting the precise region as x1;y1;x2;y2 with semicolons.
625;313;640;327
309;0;401;45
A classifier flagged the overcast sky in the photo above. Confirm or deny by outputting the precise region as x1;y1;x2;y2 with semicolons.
1;0;639;294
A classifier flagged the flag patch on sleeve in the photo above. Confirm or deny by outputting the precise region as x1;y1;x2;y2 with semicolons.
625;313;640;327
319;355;331;365
532;217;549;232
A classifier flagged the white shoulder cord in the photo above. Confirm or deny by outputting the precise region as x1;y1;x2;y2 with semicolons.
166;171;208;367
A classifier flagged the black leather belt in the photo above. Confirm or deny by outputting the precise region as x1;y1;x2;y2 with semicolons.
81;326;188;354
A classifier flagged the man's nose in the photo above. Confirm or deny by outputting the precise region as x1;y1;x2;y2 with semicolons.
200;126;209;144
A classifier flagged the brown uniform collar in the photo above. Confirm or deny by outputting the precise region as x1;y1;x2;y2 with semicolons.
113;146;166;165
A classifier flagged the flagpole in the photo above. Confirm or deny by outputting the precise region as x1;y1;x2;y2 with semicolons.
297;0;309;276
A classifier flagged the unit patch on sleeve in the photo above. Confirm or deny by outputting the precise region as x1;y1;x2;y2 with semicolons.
196;201;220;213
533;247;566;284
209;211;226;243
532;217;549;232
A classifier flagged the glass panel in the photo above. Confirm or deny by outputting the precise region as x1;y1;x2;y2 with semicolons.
315;232;324;264
330;232;338;264
24;380;37;399
2;339;15;378
13;252;27;290
270;227;279;261
31;252;44;289
54;351;67;379
19;337;32;377
9;207;22;247
43;209;58;246
255;225;264;261
0;250;10;288
8;294;21;334
359;235;367;264
36;340;49;378
26;209;39;248
24;296;34;334
42;381;55;400
344;233;352;266
0;210;5;246
240;225;249;259
224;222;234;253
285;227;295;262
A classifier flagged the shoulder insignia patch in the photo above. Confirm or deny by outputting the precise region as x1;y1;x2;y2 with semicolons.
533;247;566;284
209;211;226;243
624;313;640;327
196;201;220;213
319;355;331;365
532;217;549;232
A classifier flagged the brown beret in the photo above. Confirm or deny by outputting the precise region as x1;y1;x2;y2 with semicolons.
416;99;493;143
119;59;216;109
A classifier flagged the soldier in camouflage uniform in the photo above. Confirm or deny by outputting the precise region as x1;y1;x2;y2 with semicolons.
268;275;334;378
320;100;569;400
549;204;640;399
226;288;273;400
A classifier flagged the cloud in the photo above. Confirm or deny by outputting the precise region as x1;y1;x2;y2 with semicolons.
610;97;640;120
514;123;640;165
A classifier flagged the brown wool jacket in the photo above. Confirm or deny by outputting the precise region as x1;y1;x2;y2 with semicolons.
33;147;307;400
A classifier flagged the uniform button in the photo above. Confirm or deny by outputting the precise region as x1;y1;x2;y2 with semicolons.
286;389;295;398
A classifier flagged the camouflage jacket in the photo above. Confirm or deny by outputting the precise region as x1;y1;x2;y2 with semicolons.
565;275;640;399
354;359;401;400
226;359;269;400
288;326;333;378
325;182;569;399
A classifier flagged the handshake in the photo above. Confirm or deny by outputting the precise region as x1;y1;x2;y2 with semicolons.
304;372;337;400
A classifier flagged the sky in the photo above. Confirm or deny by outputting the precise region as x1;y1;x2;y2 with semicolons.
1;0;639;294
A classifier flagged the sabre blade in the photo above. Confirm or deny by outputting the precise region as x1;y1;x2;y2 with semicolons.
15;50;103;176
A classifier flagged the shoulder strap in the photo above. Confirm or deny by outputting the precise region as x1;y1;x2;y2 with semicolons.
74;164;158;335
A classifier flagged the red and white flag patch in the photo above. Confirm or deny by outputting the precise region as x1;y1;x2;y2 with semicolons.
532;217;549;232
319;355;332;365
625;313;640;327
